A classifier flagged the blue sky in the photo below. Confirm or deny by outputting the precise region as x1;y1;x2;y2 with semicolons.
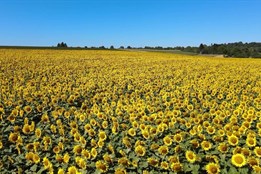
0;0;260;47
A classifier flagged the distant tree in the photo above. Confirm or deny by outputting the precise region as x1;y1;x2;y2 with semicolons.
119;46;124;49
57;42;68;48
84;46;88;49
99;46;106;49
199;43;205;54
127;46;132;49
110;45;114;49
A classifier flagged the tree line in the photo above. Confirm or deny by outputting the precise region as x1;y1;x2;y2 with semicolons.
56;42;261;58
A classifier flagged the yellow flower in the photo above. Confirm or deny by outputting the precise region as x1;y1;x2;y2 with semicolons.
35;128;41;138
114;167;127;174
254;147;261;157
231;154;246;167
160;161;169;170
8;132;19;143
96;160;108;173
158;145;169;156
173;133;183;143
42;157;52;169
228;135;238;146
218;143;228;153
73;145;82;155
33;153;40;164
22;124;31;134
201;141;212;151
246;137;256;147
63;153;70;163
147;157;159;167
253;165;261;173
57;168;64;174
67;166;78;174
91;148;98;159
185;150;197;163
118;157;130;166
128;128;136;137
205;162;220;174
247;157;258;167
170;162;183;172
163;135;172;146
98;131;107;141
24;105;32;114
135;145;146;156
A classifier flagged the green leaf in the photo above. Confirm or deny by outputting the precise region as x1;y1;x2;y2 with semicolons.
36;167;46;174
30;164;38;172
139;162;148;168
228;166;239;174
238;167;248;174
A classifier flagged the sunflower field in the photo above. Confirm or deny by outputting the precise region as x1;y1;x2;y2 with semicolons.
0;49;261;174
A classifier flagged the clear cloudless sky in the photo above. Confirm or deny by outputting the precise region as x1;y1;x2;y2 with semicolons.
0;0;260;47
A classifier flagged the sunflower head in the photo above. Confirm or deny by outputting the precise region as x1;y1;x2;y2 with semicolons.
185;150;197;163
231;153;246;167
228;134;239;146
254;147;261;157
96;160;108;173
158;145;169;156
205;162;220;174
170;162;183;172
135;145;146;156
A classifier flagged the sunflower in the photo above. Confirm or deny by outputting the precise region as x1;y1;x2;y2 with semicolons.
57;168;64;174
99;131;107;141
205;162;220;174
254;147;261;157
185;150;197;163
241;148;251;157
217;143;228;153
246;137;256;147
114;167;127;174
142;130;150;139
67;166;78;174
253;165;261;173
170;162;183;172
173;133;183;143
158;145;169;156
91;148;98;159
201;141;212;151
135;145;146;156
190;139;200;149
206;126;215;135
22;124;31;134
41;113;49;122
118;157;130;166
42;157;52;169
25;152;34;162
163;135;172;146
231;154;246;167
103;153;112;164
228;135;238;146
247;157;258;167
63;153;70;163
160;161;169;170
55;154;63;163
7;115;16;124
8;132;19;143
73;145;82;155
33;153;40;164
96;160;108;173
35;128;41;138
147;157;159;167
24;105;32;114
75;157;86;169
122;137;132;148
102;121;108;129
